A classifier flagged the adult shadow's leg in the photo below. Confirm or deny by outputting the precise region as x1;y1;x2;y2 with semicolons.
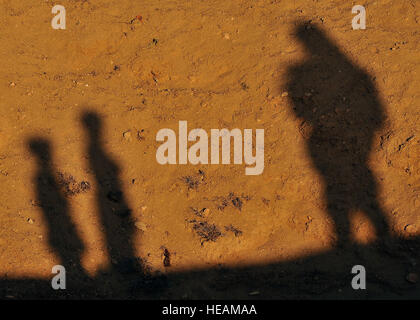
359;168;391;241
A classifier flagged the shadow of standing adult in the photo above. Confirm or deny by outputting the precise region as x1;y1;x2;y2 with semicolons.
286;23;391;248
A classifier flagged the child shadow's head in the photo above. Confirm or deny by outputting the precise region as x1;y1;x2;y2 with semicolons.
28;138;51;163
81;111;102;138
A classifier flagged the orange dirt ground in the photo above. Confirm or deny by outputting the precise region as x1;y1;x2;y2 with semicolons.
0;0;419;299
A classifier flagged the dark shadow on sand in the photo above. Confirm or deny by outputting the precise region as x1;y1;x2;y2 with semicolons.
28;138;86;281
286;22;390;248
0;23;418;299
81;112;142;276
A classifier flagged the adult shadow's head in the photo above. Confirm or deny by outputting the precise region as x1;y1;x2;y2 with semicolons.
287;21;383;136
293;22;343;57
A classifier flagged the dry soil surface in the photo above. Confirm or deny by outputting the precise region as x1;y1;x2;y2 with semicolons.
0;0;419;299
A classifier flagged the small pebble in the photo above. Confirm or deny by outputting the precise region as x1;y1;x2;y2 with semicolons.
281;91;288;97
135;221;147;232
123;130;132;140
404;224;417;234
202;208;210;217
27;218;34;224
163;248;171;267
